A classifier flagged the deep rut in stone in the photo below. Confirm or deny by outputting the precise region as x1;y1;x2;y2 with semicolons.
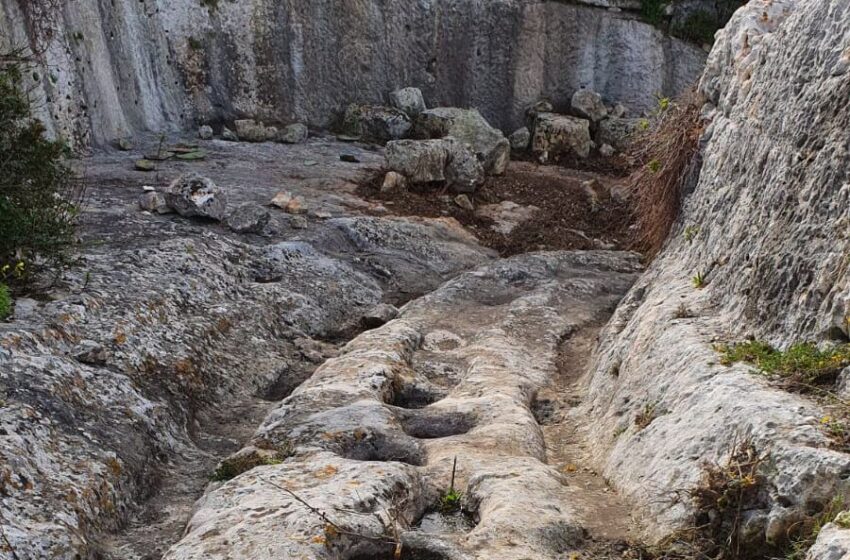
537;326;640;544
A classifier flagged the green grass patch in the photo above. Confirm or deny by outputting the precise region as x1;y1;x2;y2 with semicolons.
716;341;850;386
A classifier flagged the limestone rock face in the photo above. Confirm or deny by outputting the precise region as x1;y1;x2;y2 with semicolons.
584;0;850;547
0;0;705;148
415;107;510;175
532;113;592;160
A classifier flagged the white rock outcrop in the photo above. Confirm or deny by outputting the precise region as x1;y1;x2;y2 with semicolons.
584;0;850;552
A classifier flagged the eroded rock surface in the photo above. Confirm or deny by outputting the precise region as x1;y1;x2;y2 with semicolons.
0;137;496;560
583;0;850;549
164;251;641;560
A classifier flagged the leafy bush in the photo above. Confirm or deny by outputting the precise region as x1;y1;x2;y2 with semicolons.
671;10;723;45
0;54;80;282
0;283;10;320
640;0;669;26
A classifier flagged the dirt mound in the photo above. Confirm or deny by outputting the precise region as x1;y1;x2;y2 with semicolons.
357;160;636;257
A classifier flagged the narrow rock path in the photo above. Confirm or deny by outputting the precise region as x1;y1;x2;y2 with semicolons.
99;397;274;560
538;326;639;546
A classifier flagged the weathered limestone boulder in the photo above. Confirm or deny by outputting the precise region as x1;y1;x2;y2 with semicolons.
138;191;171;214
443;137;486;193
380;171;408;193
385;139;449;183
386;137;485;193
414;107;510;175
509;127;531;151
596;117;642;151
198;125;213;140
234;119;278;143
571;89;608;122
532;113;592;160
389;87;426;117
277;123;308;144
163;173;227;221
221;127;238;142
343;104;412;143
226;203;270;234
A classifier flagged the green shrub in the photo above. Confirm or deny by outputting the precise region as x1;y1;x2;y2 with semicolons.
0;283;10;320
671;10;722;45
0;55;80;282
640;0;669;26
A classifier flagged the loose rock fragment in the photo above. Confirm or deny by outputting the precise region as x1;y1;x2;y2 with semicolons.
571;89;608;122
389;87;427;117
234;119;278;142
343;104;412;143
381;171;408;194
386;139;449;183
532;113;592;160
163;173;227;220
221;127;238;141
509;127;531;151
454;194;474;211
138;191;171;214
134;159;156;171
278;123;309;144
414;107;510;175
198;125;214;140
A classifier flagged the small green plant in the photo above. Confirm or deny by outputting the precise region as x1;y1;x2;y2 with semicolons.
210;443;292;482
648;158;662;173
438;456;463;513
187;36;203;51
658;97;671;111
0;283;10;320
639;118;650;131
684;225;700;243
673;303;693;319
439;488;463;513
692;271;705;288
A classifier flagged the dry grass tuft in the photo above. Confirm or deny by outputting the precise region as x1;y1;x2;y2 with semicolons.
629;89;704;257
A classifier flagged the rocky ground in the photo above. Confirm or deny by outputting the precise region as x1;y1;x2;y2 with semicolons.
0;132;647;560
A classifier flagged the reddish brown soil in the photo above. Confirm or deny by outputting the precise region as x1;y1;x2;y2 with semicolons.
357;160;636;257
